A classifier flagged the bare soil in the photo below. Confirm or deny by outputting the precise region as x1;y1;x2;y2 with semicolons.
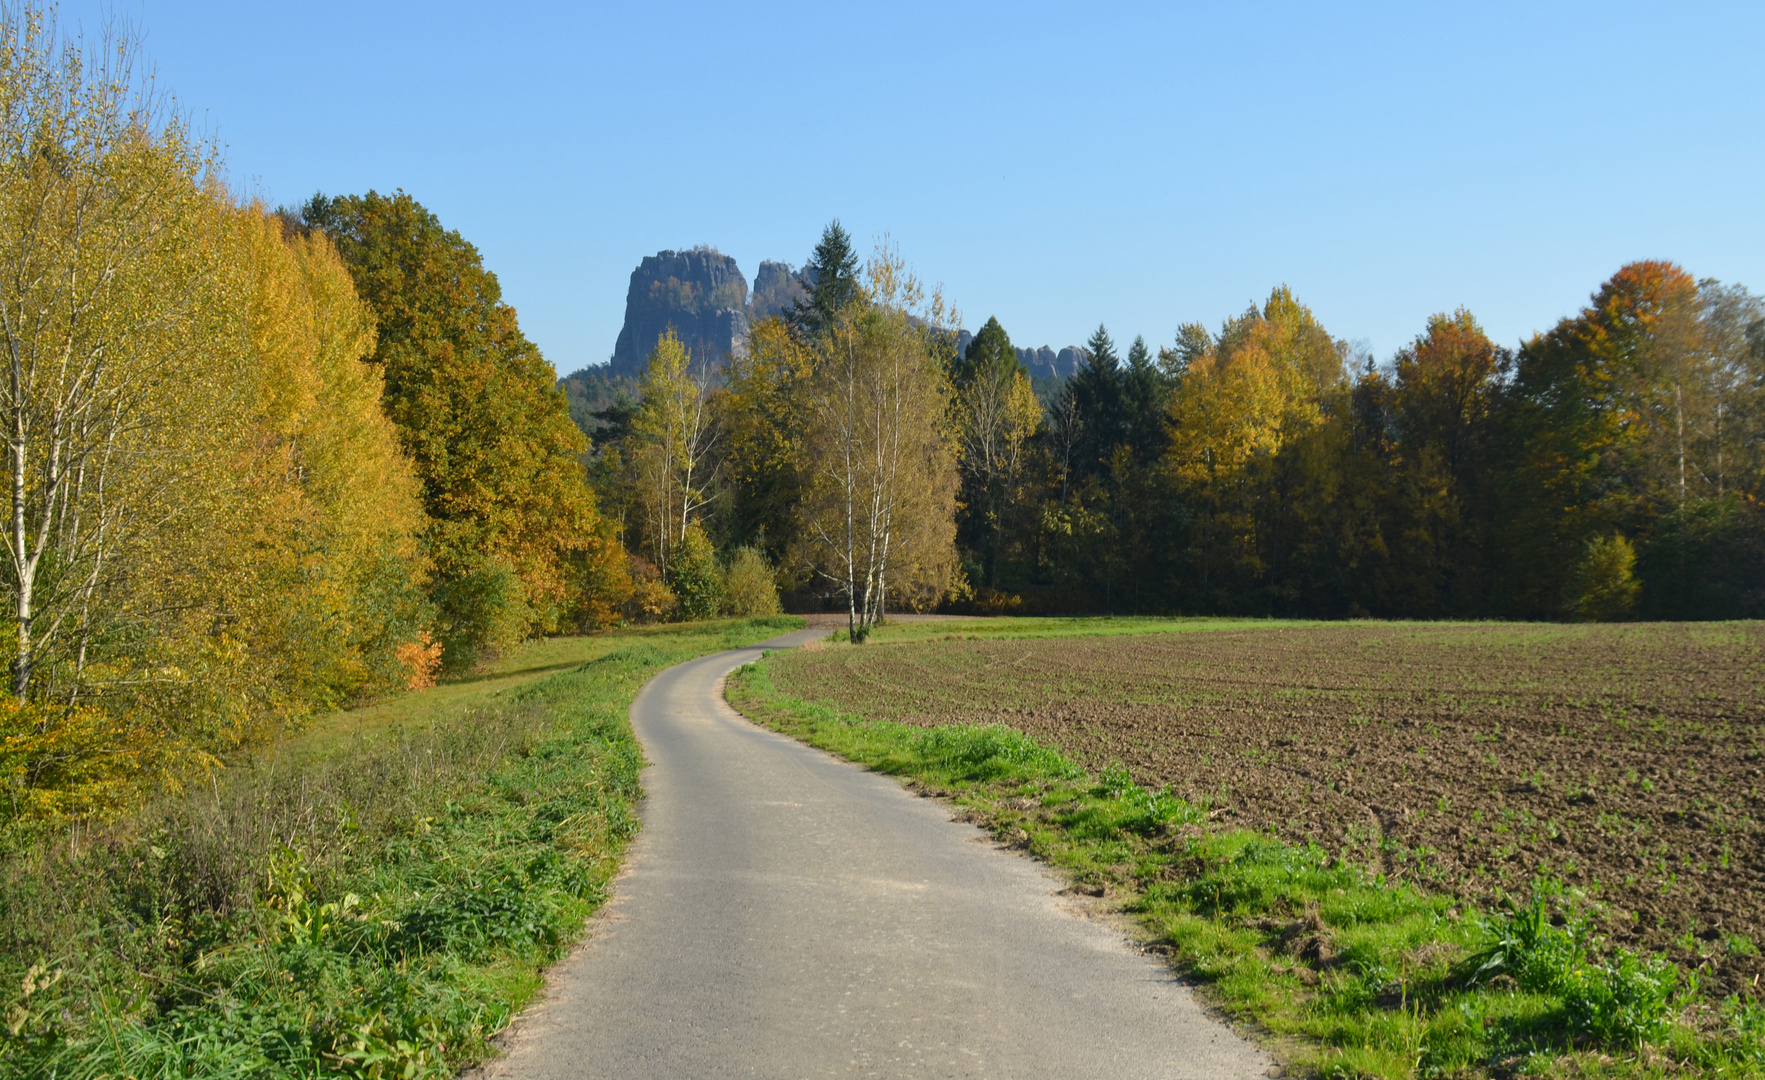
767;622;1765;993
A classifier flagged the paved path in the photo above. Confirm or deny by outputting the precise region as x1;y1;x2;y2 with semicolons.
479;627;1273;1079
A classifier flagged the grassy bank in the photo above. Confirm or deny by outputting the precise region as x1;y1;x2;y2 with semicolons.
0;616;800;1080
728;649;1765;1079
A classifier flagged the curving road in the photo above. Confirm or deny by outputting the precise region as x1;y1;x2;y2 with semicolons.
478;627;1273;1079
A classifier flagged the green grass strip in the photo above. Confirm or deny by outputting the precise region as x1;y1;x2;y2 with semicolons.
728;656;1765;1080
0;616;801;1080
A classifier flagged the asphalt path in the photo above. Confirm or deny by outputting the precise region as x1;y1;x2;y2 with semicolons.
478;626;1273;1079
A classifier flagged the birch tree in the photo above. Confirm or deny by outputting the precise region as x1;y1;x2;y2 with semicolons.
630;329;719;570
796;244;957;641
0;11;235;704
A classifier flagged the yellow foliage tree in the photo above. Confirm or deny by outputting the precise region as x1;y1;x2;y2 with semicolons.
0;12;434;818
1164;287;1347;601
795;244;959;638
627;330;720;570
721;315;815;570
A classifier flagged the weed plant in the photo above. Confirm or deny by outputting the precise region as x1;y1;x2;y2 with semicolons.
0;617;799;1079
728;658;1765;1079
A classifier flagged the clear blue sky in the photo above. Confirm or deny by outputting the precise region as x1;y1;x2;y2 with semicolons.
66;1;1765;373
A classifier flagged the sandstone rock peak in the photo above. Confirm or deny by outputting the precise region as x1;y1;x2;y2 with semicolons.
610;247;750;375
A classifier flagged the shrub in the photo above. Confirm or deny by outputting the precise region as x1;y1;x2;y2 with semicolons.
395;631;444;690
721;546;782;616
0;699;167;823
621;557;677;624
432;557;528;673
1564;534;1640;621
666;523;722;620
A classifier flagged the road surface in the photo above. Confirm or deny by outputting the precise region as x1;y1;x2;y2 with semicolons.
478;626;1274;1079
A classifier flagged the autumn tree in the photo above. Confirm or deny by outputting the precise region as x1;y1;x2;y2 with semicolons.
0;9;439;816
1377;309;1506;614
1163;287;1348;610
301;190;624;666
0;10;264;714
720;314;814;570
1491;261;1698;617
1696;282;1765;499
627;330;719;571
796;244;958;639
231;208;430;708
1632;280;1765;617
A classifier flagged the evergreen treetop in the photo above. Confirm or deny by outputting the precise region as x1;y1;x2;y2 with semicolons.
791;219;861;339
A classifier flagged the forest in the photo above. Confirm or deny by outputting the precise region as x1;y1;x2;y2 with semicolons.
580;222;1765;635
0;16;634;824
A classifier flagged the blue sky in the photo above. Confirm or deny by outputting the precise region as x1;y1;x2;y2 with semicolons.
66;1;1765;373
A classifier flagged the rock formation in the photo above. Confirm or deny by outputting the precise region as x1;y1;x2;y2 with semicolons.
609;248;749;375
750;260;808;323
1014;345;1061;379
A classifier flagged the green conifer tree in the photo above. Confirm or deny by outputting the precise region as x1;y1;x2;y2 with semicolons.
790;220;860;339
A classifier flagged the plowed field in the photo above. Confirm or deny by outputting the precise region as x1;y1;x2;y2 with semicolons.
768;622;1765;993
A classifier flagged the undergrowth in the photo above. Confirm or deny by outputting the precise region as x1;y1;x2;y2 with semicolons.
727;656;1765;1079
0;616;799;1079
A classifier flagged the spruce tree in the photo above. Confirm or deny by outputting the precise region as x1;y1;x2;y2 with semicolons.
1123;334;1171;462
791;220;861;339
1067;323;1128;474
959;315;1023;385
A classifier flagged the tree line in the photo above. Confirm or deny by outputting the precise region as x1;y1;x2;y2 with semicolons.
591;224;1765;628
8;0;1759;819
0;11;634;821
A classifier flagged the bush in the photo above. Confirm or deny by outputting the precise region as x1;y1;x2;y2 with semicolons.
721;547;782;616
1564;534;1640;621
666;523;722;621
621;557;677;624
432;557;528;673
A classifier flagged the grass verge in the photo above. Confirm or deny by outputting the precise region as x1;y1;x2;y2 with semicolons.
0;616;801;1080
727;654;1765;1079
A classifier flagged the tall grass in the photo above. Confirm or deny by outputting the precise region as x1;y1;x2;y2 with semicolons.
0;616;799;1079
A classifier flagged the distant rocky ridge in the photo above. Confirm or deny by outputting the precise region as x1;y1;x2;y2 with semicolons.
1023;346;1085;380
603;247;1081;380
